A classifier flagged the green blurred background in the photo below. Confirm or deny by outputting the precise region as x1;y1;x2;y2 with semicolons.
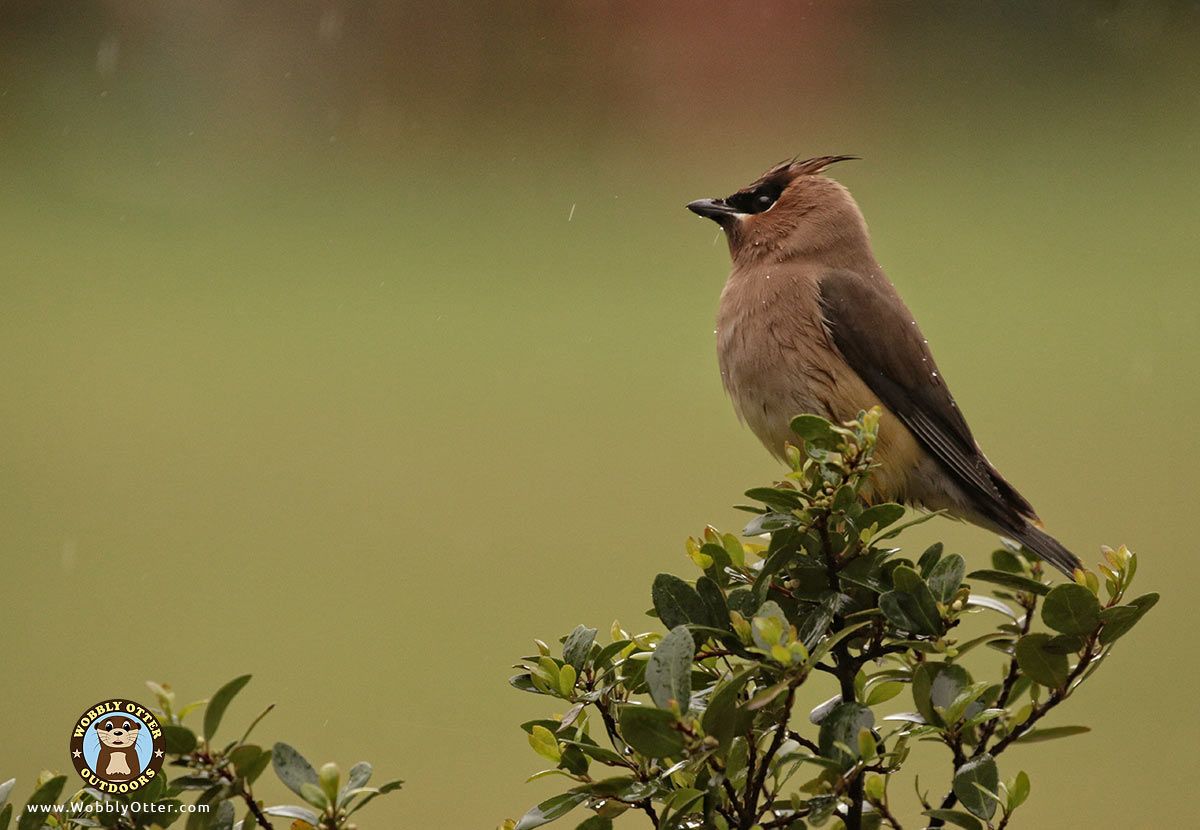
2;2;1198;827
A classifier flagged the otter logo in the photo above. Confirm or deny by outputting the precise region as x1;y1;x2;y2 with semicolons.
70;700;165;793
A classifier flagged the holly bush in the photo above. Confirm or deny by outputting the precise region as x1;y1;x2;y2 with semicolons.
503;409;1156;830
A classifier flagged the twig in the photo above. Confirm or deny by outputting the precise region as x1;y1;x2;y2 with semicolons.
975;594;1036;750
928;633;1102;828
786;730;821;754
745;684;798;826
214;767;274;829
988;635;1099;756
869;795;905;830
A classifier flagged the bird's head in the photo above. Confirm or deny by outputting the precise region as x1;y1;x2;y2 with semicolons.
687;155;868;264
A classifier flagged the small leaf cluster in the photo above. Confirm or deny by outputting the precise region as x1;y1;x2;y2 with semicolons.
1;677;401;830
503;409;1156;830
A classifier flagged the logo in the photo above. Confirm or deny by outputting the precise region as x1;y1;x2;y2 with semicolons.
70;699;166;793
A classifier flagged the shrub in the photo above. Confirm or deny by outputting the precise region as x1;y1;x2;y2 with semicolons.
502;409;1155;830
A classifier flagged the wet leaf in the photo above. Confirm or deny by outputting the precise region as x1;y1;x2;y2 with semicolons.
652;575;708;629
927;554;965;603
272;742;319;798
1015;725;1090;743
953;753;999;820
514;792;588;830
1015;634;1069;689
617;706;683;758
203;674;252;741
818;702;874;769
1041;584;1100;635
646;626;695;712
966;570;1050;596
562;626;597;671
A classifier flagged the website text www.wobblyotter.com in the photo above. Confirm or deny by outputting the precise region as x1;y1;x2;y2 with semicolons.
24;802;210;817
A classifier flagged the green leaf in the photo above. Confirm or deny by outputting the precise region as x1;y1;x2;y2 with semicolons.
750;600;789;651
529;725;562;763
698;544;733;588
879;566;942;635
1;804;11;830
563;741;625;766
818;702;874;769
301;781;330;809
617;706;684;758
1015;725;1091;743
795;593;838;650
514;792;588;830
203;674;251;740
1099;593;1159;645
856;503;906;533
1041;583;1101;635
942;682;995;725
917;542;944;576
575;817;614;830
17;776;66;830
964;594;1017;618
927;554;966;604
695;576;730;629
991;548;1025;573
953;753;999;820
744;487;805;512
873;509;942;541
562;625;597;671
652;574;708;629
1043;634;1085;654
1008;770;1031;810
721;532;746;568
929;664;973;712
789;414;838;447
343;779;403;816
345;761;372;793
241;748;274;785
213;800;235;830
912;662;971;726
272;742;319;798
966;569;1050;596
229;744;262;777
864;680;905;706
805;621;871;668
161;724;197;754
263;805;320;825
701;671;753;751
1014;634;1069;689
646;626;695;712
0;780;13;811
726;588;760;619
921;809;982;830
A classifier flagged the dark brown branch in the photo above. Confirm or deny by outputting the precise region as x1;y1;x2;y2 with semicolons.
786;730;821;754
745;684;798;827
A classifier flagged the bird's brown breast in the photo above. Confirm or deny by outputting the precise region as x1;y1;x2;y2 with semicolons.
716;263;923;502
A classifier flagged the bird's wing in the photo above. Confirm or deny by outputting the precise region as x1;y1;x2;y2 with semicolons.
816;269;1037;526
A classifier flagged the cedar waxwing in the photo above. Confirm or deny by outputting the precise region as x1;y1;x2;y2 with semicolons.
687;156;1081;576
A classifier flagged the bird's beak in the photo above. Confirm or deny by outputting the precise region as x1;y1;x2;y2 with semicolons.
686;198;738;222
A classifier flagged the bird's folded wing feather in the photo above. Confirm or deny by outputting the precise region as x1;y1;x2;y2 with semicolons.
815;268;1036;524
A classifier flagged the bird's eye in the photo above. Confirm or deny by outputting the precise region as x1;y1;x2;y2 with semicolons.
726;182;783;215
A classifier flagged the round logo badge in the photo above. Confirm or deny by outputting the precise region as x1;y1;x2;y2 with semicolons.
70;700;166;793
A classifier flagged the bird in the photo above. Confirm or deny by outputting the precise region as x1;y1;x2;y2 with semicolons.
686;155;1082;577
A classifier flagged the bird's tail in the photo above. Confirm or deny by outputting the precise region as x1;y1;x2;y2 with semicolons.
1007;523;1083;577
